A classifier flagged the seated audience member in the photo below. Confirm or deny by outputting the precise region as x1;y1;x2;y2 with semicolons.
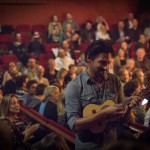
64;64;77;85
117;68;130;85
23;79;40;109
132;68;145;89
125;58;136;78
128;18;142;42
55;48;74;71
37;85;60;122
81;20;95;44
47;24;63;43
34;65;49;86
62;12;79;33
63;23;75;41
44;59;58;84
134;47;150;73
48;15;62;35
2;62;19;86
57;89;68;128
31;132;70;150
111;20;129;43
0;94;39;149
62;40;75;59
124;12;134;31
52;68;68;92
28;31;45;55
94;16;110;31
95;23;111;40
24;58;38;80
10;32;28;66
120;41;130;58
34;83;46;102
135;34;149;52
15;75;28;102
113;48;127;75
70;32;81;53
116;79;142;142
16;61;27;75
76;52;87;67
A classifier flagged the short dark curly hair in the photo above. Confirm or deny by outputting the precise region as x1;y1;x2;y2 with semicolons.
85;39;114;62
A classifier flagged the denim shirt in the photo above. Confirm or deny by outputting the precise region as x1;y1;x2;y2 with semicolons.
65;70;125;149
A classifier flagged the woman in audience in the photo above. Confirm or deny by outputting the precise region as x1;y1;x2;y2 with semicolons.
113;48;127;75
2;62;19;86
47;24;63;43
0;94;39;149
48;15;62;35
52;68;68;92
37;85;60;122
95;23;111;40
28;31;45;55
57;89;69;128
117;67;130;85
44;59;58;84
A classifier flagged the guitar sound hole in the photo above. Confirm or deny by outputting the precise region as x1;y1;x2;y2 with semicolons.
92;109;96;114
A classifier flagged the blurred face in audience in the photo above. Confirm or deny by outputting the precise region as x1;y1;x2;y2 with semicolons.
15;33;22;42
58;49;66;58
9;96;20;114
120;69;130;83
53;15;58;22
126;59;135;70
28;58;36;69
118;48;125;58
38;66;45;78
133;19;138;28
66;13;73;20
62;40;70;49
50;87;60;104
48;59;55;69
136;48;146;61
121;41;128;51
137;71;145;85
86;22;92;30
128;13;134;20
118;21;125;30
139;34;146;43
30;83;38;95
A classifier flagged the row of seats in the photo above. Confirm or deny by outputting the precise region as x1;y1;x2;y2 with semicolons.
1;24;47;33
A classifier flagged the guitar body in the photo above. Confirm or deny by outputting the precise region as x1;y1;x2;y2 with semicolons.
83;100;116;134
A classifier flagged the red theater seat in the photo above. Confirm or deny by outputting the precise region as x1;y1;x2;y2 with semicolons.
16;24;31;33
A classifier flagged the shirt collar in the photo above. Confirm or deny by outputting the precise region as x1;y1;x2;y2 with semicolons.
82;70;109;85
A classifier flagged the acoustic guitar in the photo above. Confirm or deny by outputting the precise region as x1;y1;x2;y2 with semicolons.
83;85;150;134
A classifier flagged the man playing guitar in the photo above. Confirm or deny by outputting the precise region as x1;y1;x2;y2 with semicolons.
65;39;140;150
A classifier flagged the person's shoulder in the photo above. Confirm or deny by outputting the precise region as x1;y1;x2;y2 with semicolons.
107;72;121;82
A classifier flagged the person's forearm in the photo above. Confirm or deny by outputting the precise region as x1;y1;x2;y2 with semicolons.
74;110;107;132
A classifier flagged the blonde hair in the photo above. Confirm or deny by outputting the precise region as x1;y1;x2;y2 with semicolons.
57;89;66;116
44;85;59;99
0;94;18;119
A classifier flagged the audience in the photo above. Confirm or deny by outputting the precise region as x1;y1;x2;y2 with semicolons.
1;12;150;150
